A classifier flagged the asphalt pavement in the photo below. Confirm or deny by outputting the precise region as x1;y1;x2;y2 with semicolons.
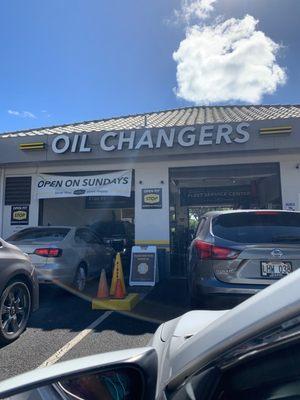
0;285;160;382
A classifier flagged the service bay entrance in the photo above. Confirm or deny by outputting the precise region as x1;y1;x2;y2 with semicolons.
169;163;282;276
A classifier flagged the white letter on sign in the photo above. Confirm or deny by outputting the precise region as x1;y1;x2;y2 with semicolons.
199;125;214;145
178;127;195;147
52;135;70;154
100;132;117;151
234;123;250;143
216;125;233;144
135;130;154;149
79;134;91;152
117;131;135;150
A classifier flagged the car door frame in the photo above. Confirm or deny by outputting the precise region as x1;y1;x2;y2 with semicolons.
165;317;300;400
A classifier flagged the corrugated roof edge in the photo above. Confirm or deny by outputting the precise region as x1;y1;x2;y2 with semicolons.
1;103;300;136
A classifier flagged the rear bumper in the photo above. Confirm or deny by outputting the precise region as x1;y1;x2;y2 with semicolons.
36;264;74;285
197;278;266;295
195;278;267;307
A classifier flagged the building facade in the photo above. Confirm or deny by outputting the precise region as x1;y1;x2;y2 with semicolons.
1;105;300;276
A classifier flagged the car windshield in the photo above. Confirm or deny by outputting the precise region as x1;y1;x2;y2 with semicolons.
1;0;300;394
91;222;126;236
212;213;300;244
7;228;70;243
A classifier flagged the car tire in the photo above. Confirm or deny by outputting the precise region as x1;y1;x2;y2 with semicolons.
0;279;31;344
73;264;87;292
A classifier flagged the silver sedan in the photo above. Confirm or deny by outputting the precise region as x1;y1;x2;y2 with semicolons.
7;226;115;292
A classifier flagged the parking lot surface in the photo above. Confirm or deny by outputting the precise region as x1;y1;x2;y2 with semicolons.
0;285;160;382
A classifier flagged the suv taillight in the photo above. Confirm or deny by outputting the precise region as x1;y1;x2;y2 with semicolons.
194;240;240;260
34;248;62;257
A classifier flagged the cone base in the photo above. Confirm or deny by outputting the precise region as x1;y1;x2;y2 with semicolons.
92;293;140;311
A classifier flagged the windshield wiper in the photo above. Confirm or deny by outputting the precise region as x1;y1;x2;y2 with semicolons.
271;235;300;242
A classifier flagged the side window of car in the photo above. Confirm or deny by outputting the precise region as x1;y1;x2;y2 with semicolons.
74;229;87;244
80;230;103;245
169;367;221;400
171;340;300;400
89;231;104;245
212;341;300;400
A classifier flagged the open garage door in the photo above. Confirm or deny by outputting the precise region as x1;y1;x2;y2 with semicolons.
169;163;282;276
38;170;135;274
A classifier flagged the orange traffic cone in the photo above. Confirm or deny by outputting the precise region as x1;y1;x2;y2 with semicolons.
97;269;109;299
110;253;126;296
114;278;125;299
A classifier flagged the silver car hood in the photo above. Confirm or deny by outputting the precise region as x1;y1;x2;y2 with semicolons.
151;309;228;394
161;310;228;340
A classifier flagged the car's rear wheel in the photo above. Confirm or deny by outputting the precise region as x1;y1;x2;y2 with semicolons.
0;280;31;344
73;264;87;292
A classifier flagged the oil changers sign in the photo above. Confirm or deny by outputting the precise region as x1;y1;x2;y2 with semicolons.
36;170;132;199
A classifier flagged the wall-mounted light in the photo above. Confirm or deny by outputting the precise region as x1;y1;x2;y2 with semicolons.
296;164;300;170
139;180;143;184
160;180;164;184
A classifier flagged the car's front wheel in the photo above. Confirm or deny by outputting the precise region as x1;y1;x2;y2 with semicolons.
0;280;31;344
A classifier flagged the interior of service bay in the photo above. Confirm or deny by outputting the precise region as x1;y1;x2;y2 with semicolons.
169;163;282;276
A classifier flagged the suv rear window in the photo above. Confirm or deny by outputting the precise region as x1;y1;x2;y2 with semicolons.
7;228;70;242
212;212;300;244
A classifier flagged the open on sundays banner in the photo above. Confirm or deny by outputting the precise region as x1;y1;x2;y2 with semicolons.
36;170;132;199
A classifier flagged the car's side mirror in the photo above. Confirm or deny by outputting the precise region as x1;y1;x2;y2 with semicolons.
0;347;157;400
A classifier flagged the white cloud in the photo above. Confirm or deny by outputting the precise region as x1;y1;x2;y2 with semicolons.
173;14;287;104
176;0;217;23
8;109;37;119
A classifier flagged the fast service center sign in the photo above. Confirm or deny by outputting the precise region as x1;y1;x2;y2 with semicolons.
51;123;250;154
36;170;132;199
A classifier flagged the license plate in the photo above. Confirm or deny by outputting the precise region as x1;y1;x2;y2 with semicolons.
261;261;292;278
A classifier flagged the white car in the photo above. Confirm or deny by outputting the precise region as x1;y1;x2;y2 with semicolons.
1;269;300;399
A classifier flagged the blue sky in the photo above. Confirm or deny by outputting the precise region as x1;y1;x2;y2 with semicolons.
0;0;299;132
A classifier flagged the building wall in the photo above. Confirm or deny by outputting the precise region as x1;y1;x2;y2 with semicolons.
2;172;39;239
280;160;300;211
2;153;300;243
134;165;169;246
